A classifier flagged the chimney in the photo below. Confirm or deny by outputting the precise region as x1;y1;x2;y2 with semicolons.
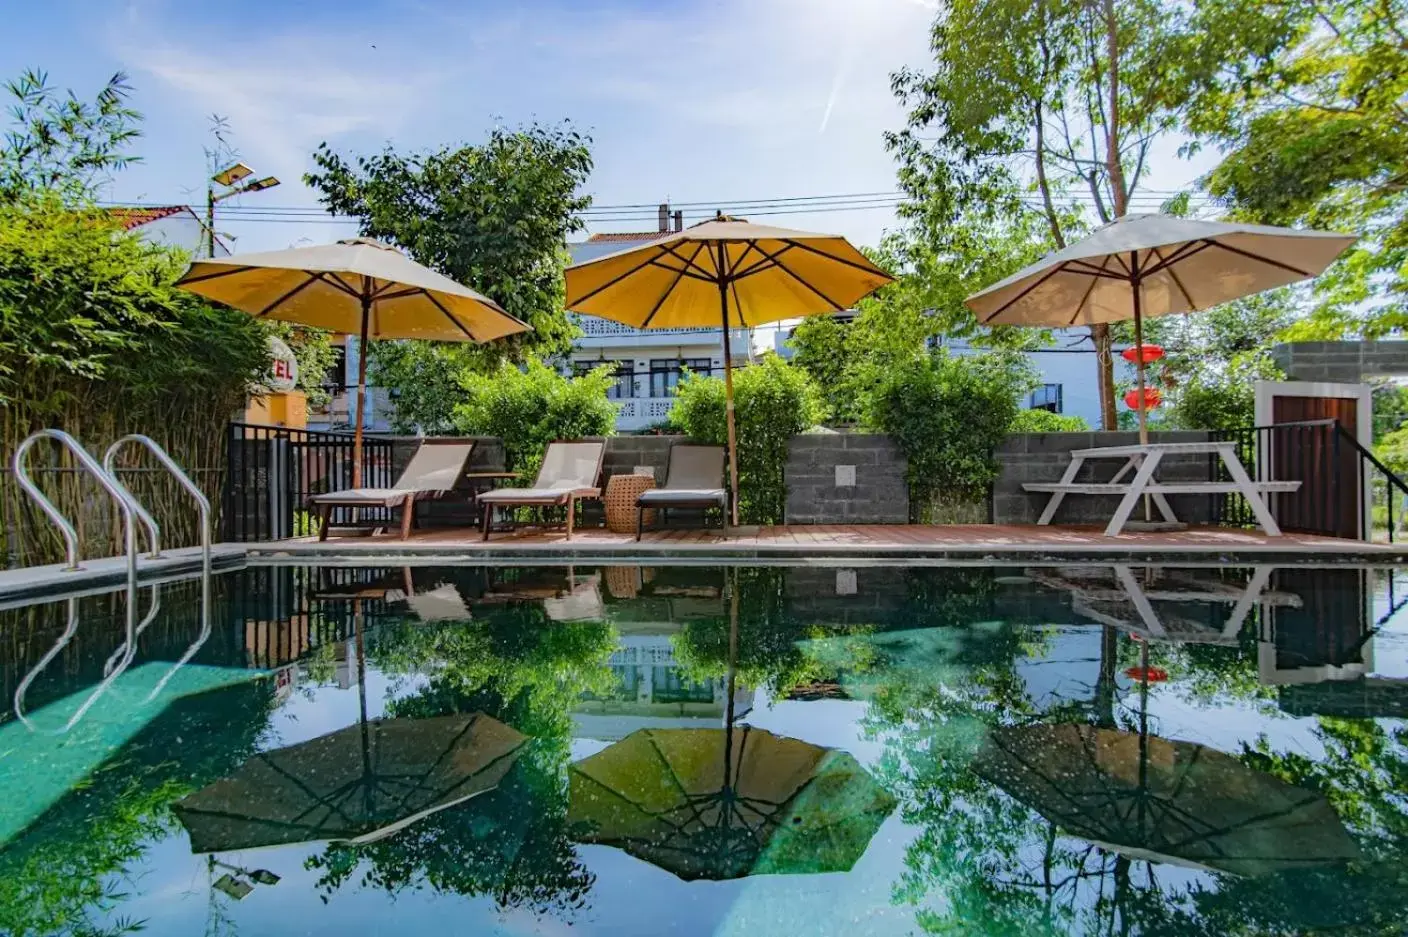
658;203;670;232
673;209;683;232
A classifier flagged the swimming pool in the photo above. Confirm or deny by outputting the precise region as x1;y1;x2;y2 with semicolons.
1;562;1404;936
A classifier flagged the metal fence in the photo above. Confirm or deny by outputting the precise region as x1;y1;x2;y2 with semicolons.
223;422;396;541
1211;419;1408;542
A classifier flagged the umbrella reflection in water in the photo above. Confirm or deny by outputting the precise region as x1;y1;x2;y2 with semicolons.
973;644;1359;877
568;571;895;880
173;603;526;853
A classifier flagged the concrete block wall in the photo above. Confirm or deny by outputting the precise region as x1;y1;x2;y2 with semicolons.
991;431;1214;525
1272;341;1408;383
785;434;910;525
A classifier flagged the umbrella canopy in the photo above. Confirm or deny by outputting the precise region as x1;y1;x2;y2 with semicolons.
565;218;892;328
178;237;526;341
568;726;894;880
965;214;1355;328
172;712;526;853
565;217;892;524
973;723;1359;877
964;213;1355;443
177;237;529;486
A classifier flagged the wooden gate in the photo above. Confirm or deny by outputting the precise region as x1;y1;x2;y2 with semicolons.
1255;382;1371;539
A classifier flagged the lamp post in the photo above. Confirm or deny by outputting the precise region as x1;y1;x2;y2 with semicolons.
206;162;280;258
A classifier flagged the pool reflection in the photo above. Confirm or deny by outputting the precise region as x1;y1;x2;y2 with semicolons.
0;562;1403;936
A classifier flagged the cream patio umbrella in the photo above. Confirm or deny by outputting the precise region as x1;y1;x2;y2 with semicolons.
565;216;893;525
178;238;529;485
964;214;1356;441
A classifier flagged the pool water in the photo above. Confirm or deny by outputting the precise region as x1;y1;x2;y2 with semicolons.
1;563;1405;936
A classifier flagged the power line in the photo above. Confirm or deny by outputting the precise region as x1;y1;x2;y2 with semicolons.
94;187;1215;230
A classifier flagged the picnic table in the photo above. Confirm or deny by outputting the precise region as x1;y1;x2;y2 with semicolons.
1023;441;1301;537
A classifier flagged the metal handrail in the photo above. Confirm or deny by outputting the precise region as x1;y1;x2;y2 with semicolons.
104;434;212;634
14;430;140;583
13;429;143;733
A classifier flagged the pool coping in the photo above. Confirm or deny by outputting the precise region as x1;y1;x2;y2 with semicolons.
3;534;1408;606
0;546;247;609
246;539;1408;566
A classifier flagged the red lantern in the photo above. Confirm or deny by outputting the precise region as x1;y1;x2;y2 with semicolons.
1123;387;1162;410
1124;666;1168;682
1122;343;1165;365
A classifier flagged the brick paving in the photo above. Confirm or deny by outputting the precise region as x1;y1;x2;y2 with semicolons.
254;523;1408;561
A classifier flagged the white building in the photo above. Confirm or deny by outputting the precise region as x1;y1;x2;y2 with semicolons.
568;215;763;432
948;330;1135;428
108;205;230;258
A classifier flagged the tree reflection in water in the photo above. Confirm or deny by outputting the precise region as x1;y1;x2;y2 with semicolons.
305;571;617;918
855;567;1408;937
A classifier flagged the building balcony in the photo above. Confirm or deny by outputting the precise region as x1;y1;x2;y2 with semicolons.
573;314;750;350
612;396;678;431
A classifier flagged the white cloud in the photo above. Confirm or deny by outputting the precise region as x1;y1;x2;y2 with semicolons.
111;5;451;184
103;0;938;248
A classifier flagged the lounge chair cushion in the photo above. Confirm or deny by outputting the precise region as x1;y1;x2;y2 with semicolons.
477;486;595;504
310;442;475;508
637;488;727;505
310;487;417;506
662;446;727;491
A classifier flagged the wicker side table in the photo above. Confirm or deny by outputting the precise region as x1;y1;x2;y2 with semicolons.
604;474;656;533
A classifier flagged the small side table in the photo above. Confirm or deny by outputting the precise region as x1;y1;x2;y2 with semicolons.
605;474;656;533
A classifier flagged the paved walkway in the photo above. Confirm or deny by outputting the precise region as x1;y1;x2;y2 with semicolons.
252;524;1408;563
3;526;1403;605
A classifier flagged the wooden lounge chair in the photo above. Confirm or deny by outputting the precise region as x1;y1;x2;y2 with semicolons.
476;441;605;541
310;441;474;541
636;445;728;540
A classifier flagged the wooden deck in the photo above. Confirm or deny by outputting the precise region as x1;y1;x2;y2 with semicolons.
249;523;1408;564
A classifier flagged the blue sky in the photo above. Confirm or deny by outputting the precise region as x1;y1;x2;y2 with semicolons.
3;0;1214;255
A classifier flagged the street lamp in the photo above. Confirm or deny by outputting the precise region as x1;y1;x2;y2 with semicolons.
207;161;280;257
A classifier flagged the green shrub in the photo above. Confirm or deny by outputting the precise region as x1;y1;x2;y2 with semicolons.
452;358;616;482
866;352;1031;518
1010;408;1091;432
0;194;271;563
670;355;822;524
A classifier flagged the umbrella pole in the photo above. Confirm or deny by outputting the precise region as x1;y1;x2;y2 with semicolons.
352;290;371;489
718;264;740;528
1131;254;1152;523
1132;262;1149;448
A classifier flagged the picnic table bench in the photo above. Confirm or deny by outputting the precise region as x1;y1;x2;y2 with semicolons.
1023;441;1301;537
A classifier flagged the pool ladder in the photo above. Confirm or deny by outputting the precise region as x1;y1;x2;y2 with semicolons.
11;431;213;732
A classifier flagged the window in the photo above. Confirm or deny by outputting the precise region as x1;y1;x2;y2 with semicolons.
1030;383;1063;413
327;346;349;392
649;358;712;397
574;360;635;399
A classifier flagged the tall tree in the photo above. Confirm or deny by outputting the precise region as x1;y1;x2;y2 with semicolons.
306;123;593;430
1191;0;1408;338
888;0;1198;429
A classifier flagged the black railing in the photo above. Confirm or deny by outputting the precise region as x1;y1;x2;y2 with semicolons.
223;422;396;541
1211;419;1408;542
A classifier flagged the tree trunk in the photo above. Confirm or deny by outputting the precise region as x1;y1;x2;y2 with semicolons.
1093;323;1118;429
1096;0;1126;431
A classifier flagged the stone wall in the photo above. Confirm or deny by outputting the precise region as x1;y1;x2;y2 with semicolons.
1272;340;1408;383
991;431;1215;525
785;434;910;525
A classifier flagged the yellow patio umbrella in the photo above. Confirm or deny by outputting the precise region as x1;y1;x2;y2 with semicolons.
178;237;529;485
565;216;893;525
